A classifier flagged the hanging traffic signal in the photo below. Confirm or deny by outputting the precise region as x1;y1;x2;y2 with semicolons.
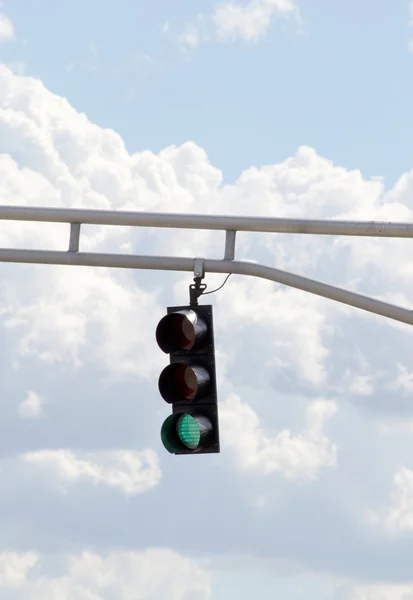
156;304;220;455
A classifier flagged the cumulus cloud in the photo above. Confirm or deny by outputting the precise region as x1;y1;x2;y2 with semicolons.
0;64;221;378
3;267;162;377
369;466;413;534
4;63;413;587
18;390;43;418
0;553;37;588
21;448;161;495
175;0;298;48
0;549;211;599
179;23;201;48
0;8;14;43
221;394;337;478
213;0;297;42
217;281;330;386
337;582;413;600
391;364;413;394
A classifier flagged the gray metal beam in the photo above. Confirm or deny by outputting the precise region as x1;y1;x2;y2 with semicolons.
224;231;236;260
1;205;412;327
0;248;412;327
68;223;81;252
1;205;413;237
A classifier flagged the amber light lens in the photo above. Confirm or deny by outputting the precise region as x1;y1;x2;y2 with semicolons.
159;363;210;403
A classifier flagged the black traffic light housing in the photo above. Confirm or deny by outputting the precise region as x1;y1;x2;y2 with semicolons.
156;304;220;455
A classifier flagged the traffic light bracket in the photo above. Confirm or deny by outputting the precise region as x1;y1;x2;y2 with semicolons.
189;258;206;306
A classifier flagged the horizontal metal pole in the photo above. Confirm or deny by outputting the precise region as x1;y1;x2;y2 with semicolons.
1;205;413;237
0;248;412;327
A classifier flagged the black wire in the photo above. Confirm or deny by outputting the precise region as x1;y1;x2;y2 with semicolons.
202;273;232;296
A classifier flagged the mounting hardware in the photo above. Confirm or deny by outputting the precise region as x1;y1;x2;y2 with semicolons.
193;258;205;279
189;258;207;305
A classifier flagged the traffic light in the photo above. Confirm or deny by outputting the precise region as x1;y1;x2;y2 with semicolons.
156;304;220;455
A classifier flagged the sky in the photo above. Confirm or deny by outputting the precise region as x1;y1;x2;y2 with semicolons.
1;0;413;598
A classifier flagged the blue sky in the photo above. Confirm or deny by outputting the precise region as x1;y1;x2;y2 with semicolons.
1;0;412;187
2;1;413;599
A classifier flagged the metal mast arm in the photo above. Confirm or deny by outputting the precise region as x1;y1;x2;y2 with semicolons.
0;205;412;327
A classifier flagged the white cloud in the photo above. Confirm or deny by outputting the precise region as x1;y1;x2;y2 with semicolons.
22;448;161;495
4;63;413;587
347;374;375;396
179;23;200;48
0;549;211;600
213;0;297;42
0;65;222;379
3;267;162;378
0;10;14;43
175;0;298;48
221;394;337;478
375;466;413;533
217;281;330;386
0;553;37;588
18;390;43;418
337;582;413;600
393;364;413;393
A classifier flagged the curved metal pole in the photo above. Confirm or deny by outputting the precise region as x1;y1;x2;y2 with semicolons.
0;248;412;327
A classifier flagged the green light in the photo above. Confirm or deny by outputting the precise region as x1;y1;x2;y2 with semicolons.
161;414;181;454
176;414;201;450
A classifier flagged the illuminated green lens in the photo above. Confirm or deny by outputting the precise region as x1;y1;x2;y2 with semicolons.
176;414;201;450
